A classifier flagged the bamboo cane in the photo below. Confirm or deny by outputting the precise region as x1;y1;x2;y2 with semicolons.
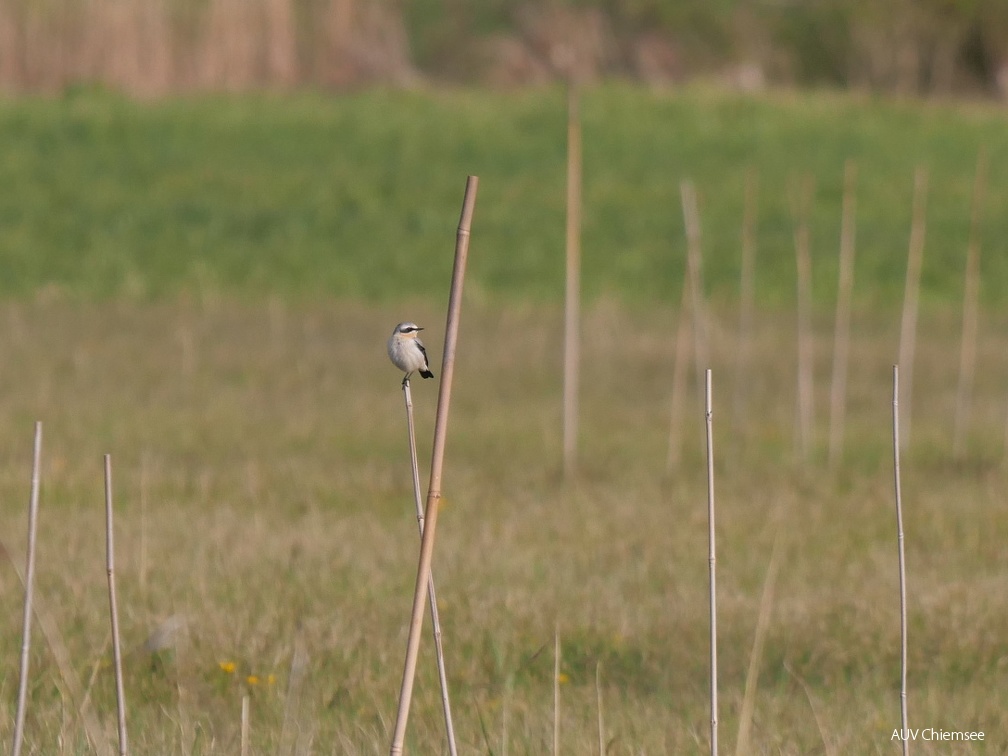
389;175;478;756
892;365;910;756
12;421;42;756
104;454;129;756
704;370;718;756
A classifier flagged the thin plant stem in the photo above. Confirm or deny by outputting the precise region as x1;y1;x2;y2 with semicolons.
784;662;833;756
390;175;478;756
953;148;986;458
735;532;782;756
402;378;458;756
892;365;910;755
105;454;129;756
12;421;42;756
828;159;857;469
898;167;928;450
563;81;583;478
704;369;718;756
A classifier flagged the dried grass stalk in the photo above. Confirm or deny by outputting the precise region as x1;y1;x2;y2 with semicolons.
735;532;782;756
389;175;478;756
784;662;833;755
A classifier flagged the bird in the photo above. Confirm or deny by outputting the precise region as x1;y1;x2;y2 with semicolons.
387;322;434;386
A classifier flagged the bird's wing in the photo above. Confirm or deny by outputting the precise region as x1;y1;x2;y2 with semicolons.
417;340;430;368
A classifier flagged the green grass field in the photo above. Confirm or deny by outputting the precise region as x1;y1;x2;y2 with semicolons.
2;85;1008;307
0;87;1006;753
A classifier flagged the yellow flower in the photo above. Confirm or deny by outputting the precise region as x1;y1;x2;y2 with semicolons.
246;675;260;686
557;673;570;685
218;661;237;674
267;674;277;686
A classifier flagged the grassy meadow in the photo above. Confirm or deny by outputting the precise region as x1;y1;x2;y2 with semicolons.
0;86;1006;753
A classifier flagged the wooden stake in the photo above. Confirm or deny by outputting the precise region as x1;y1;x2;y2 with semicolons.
389;175;478;756
704;370;718;756
828;160;857;469
953;149;986;457
892;365;910;756
563;82;583;478
897;167;929;450
12;421;42;756
105;455;129;756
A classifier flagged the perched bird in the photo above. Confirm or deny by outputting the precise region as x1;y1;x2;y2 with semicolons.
387;322;434;386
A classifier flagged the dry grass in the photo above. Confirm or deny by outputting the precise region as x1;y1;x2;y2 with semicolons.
0;296;1005;753
0;0;414;95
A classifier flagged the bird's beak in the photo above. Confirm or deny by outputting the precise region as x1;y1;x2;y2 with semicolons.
417;327;424;331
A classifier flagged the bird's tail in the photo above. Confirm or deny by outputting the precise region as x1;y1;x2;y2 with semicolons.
420;368;434;379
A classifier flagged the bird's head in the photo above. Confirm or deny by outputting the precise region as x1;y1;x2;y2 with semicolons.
394;322;424;339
